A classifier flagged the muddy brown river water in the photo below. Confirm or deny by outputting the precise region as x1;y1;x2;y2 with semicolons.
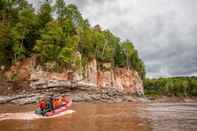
0;102;197;131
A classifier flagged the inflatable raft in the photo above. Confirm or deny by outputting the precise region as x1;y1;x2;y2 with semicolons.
35;96;72;117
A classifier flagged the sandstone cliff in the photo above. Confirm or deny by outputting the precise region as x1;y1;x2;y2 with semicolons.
4;57;143;94
0;57;144;104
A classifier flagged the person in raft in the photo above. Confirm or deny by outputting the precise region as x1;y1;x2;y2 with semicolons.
38;95;54;116
38;99;47;116
37;95;70;116
47;95;55;112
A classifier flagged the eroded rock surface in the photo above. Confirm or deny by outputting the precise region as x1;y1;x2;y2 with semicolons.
1;57;144;104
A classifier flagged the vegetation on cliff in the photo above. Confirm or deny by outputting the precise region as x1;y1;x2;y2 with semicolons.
145;77;197;97
0;0;145;79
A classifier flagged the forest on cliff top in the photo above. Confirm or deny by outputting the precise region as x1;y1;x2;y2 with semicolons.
0;0;145;79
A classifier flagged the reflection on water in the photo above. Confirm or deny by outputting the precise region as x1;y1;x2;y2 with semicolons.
0;102;197;131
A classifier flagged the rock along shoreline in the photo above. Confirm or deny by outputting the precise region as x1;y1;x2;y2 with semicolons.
0;80;146;105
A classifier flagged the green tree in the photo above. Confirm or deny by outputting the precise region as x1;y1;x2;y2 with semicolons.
0;0;17;23
54;0;65;21
11;6;39;60
38;2;52;28
0;1;146;82
64;4;84;27
78;26;96;59
121;40;135;69
34;20;79;69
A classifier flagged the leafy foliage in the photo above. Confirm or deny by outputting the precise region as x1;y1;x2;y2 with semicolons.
0;0;145;79
144;77;197;96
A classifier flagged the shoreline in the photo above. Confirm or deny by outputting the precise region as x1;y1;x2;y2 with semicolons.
0;80;145;105
1;95;197;106
0;94;147;105
0;80;196;105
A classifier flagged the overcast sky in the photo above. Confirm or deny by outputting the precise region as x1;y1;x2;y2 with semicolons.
31;0;197;78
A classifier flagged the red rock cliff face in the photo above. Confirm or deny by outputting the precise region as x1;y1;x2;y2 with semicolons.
3;58;144;95
87;60;144;95
97;69;143;94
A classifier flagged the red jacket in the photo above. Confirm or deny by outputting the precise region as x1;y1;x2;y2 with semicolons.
39;101;46;109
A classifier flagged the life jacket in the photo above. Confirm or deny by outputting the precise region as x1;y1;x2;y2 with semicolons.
52;99;58;108
52;97;63;108
58;97;63;105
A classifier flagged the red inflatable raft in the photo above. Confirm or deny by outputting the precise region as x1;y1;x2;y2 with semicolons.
45;97;72;116
35;96;72;117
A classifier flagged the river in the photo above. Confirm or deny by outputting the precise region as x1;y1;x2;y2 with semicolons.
0;102;197;131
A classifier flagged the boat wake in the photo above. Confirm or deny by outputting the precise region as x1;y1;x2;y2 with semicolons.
0;110;75;121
